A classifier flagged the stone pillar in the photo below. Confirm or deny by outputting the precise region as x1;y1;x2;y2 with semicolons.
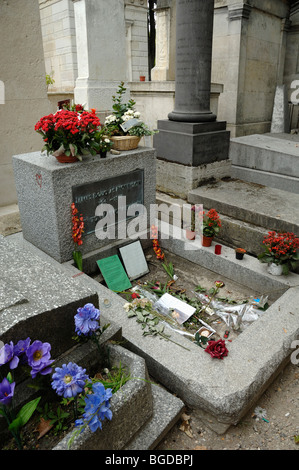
151;0;176;81
153;0;230;196
168;0;216;122
72;0;127;112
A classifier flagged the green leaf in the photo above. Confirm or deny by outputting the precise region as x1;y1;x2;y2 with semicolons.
9;397;41;431
136;311;145;322
6;372;13;384
127;311;137;318
73;250;83;271
282;263;289;275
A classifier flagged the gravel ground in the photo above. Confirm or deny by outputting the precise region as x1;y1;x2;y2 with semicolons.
156;360;299;451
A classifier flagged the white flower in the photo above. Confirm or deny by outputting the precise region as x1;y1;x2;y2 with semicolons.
105;114;117;124
104;138;110;143
123;302;132;312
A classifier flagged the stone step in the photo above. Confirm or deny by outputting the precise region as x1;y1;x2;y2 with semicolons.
187;179;299;236
125;385;185;450
156;185;298;257
229;134;299;193
231;166;299;194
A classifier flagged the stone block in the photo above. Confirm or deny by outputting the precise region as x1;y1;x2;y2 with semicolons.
229;134;299;178
153;120;230;166
53;343;154;450
12;148;156;263
0;234;98;358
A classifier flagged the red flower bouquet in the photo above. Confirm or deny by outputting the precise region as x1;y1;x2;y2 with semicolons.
258;231;299;274
202;209;221;237
205;339;228;359
71;202;84;271
35;107;101;160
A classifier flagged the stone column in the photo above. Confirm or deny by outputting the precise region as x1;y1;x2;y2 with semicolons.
72;0;127;112
168;0;216;122
153;0;230;196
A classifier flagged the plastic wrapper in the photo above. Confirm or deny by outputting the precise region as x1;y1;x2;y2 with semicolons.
194;291;268;331
131;285;159;304
152;299;196;338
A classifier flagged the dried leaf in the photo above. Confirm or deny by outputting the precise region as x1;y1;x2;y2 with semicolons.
179;413;193;438
35;417;53;440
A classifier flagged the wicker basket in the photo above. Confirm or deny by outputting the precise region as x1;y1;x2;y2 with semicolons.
110;136;141;151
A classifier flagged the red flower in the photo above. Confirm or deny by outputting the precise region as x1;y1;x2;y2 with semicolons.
205;339;228;359
131;293;140;299
71;203;84;246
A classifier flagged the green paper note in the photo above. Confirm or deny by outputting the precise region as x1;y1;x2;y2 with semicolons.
97;255;132;292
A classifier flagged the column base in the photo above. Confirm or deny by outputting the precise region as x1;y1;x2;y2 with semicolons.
168;110;216;122
153;119;230;166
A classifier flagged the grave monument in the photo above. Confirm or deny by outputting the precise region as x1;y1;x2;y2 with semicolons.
12;148;156;269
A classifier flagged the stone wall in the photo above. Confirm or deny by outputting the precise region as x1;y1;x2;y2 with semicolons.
212;0;291;137
125;0;149;81
0;0;51;207
39;0;77;94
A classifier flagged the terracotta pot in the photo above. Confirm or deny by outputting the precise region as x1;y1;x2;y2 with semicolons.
54;153;78;163
202;235;214;247
140;76;145;81
186;229;195;240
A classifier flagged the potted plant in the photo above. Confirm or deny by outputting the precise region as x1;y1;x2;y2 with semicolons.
235;248;246;260
93;129;113;158
102;82;156;151
258;231;299;275
35;106;101;163
202;209;221;247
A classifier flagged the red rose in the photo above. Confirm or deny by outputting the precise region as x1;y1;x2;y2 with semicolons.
205;339;228;359
131;293;140;299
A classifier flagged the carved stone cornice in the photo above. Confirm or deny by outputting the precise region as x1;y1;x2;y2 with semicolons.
125;0;147;8
228;2;252;21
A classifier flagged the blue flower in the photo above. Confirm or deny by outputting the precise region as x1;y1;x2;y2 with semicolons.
26;340;54;378
51;362;89;398
74;303;100;336
75;381;112;432
0;342;19;370
13;338;31;364
0;377;15;406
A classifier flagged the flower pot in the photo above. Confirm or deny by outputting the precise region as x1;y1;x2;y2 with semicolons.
267;263;283;276
54;153;78;164
235;252;244;260
139;76;145;81
202;235;214;247
110;136;141;151
185;229;195;240
99;151;107;158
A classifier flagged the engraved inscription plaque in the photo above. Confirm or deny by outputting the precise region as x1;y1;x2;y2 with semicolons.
72;170;144;235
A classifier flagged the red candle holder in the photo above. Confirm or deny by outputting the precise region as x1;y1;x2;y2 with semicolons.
215;244;222;255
